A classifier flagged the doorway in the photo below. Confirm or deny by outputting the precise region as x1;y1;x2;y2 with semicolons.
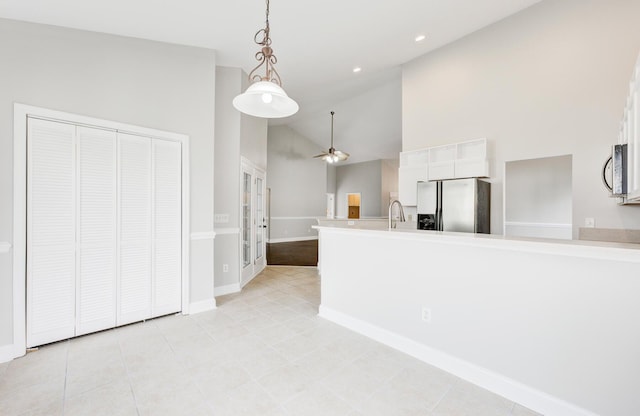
347;193;361;219
326;193;335;218
240;158;266;286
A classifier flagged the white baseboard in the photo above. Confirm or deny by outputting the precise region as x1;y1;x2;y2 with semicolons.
188;299;217;314
214;283;241;297
0;343;20;363
267;236;318;244
318;305;598;416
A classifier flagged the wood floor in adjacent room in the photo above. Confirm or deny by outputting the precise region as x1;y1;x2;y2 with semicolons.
266;240;318;266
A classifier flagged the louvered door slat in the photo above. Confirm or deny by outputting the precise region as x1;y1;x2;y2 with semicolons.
76;126;117;335
118;133;152;325
27;118;76;347
152;140;182;317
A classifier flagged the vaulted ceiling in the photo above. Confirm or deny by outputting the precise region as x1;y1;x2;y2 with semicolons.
0;0;541;163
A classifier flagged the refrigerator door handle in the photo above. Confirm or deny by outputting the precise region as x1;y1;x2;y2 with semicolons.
436;181;443;231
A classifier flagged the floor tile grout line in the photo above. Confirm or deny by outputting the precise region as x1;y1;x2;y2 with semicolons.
428;377;458;413
61;339;69;416
118;328;142;416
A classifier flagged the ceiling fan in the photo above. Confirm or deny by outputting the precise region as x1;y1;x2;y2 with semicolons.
314;111;349;163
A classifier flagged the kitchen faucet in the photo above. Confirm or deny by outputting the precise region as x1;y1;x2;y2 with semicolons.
388;199;406;229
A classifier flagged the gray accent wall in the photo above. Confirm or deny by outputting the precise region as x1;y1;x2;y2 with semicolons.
335;160;384;218
267;125;327;241
402;0;640;236
0;18;216;348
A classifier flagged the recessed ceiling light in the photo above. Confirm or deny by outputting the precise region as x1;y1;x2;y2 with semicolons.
353;67;362;73
415;34;426;42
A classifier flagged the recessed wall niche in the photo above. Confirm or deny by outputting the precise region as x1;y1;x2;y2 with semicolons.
504;154;573;239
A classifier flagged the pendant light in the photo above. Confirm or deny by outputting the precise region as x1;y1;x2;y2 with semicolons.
313;111;349;163
233;0;299;119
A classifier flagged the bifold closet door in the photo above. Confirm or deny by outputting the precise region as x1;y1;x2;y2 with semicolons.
118;134;182;323
152;140;182;317
118;133;153;326
27;118;183;346
27;118;76;348
76;126;117;335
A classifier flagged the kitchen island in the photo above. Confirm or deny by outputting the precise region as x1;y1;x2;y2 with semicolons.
314;225;640;416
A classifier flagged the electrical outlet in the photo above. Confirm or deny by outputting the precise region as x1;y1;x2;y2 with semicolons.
408;214;413;222
421;306;432;323
584;217;595;228
348;221;355;226
223;264;229;273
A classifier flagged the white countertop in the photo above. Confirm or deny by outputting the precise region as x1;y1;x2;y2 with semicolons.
313;223;640;262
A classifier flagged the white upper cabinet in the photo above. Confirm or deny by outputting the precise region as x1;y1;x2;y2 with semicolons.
398;149;428;206
399;139;489;206
454;139;489;179
428;144;456;180
621;53;640;202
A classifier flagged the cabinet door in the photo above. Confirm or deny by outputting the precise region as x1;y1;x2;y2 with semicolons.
399;165;428;206
76;126;117;335
27;118;76;347
152;140;182;317
118;133;152;326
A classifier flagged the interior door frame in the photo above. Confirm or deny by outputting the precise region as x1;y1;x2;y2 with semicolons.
239;157;266;287
253;168;266;272
12;103;190;360
346;192;361;219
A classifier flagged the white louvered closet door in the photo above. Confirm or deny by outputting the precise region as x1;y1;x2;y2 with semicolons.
76;127;117;335
118;133;153;326
152;140;182;317
27;118;77;348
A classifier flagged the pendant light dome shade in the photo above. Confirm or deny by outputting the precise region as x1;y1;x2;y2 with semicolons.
233;81;299;119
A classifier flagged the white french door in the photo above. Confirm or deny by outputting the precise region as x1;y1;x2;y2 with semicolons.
26;117;182;348
254;170;266;270
240;158;266;285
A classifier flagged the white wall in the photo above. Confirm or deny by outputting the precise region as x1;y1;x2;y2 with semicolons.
318;227;640;416
214;67;242;289
0;18;216;348
267;125;327;241
214;66;268;289
381;159;399;213
335;160;383;218
402;0;640;236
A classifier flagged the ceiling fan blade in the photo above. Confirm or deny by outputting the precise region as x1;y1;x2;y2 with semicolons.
313;153;329;158
334;150;350;160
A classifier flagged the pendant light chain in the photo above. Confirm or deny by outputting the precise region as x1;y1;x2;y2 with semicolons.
249;0;282;86
330;111;335;149
232;0;299;118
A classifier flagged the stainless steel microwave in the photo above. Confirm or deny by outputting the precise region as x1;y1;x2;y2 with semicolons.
603;144;627;196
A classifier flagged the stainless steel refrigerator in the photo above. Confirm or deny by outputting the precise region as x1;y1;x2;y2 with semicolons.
416;178;490;233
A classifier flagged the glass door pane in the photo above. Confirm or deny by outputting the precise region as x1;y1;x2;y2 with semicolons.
255;176;264;261
242;171;251;268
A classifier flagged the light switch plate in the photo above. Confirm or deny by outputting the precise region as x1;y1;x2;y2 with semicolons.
214;214;229;224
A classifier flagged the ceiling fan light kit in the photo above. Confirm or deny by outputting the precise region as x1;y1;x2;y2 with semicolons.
232;0;299;119
314;111;349;164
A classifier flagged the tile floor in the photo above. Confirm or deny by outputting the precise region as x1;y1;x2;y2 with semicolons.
0;266;542;415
